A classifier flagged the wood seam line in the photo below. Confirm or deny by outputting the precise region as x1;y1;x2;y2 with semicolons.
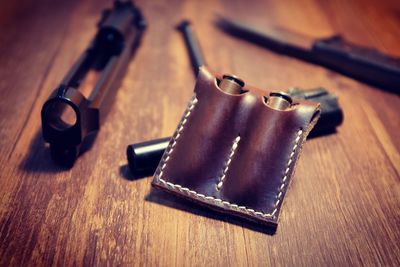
360;101;400;177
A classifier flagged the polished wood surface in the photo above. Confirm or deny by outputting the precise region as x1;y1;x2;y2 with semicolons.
0;0;399;266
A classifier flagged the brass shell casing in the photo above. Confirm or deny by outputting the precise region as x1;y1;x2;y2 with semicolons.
266;92;293;110
219;74;245;94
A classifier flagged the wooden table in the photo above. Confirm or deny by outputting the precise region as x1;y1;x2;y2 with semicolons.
0;0;399;266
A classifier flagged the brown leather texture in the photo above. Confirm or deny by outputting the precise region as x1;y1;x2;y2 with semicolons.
152;67;321;227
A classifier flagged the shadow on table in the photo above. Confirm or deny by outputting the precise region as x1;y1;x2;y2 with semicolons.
119;164;153;181
145;188;277;235
308;128;337;139
19;131;68;173
19;130;95;173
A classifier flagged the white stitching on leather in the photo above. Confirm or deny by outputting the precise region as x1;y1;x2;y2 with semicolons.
158;95;198;179
271;129;303;216
216;136;241;190
155;94;303;219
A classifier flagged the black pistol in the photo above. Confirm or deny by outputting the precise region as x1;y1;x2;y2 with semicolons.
41;1;146;167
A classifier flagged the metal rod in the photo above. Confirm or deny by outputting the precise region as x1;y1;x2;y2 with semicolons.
176;20;206;77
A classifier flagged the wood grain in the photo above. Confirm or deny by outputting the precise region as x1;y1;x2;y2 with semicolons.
0;0;399;266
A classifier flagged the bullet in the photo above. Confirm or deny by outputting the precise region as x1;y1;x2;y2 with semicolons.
219;74;245;94
266;92;292;110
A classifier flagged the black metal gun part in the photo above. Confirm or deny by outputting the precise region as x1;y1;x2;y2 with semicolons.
216;16;400;94
41;1;146;167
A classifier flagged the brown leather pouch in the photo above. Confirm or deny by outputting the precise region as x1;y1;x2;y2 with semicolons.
152;67;321;226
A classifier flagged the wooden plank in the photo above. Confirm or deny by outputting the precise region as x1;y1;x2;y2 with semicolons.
0;0;399;266
0;0;81;162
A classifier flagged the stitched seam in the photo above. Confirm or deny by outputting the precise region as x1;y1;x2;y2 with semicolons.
216;135;241;190
158;95;198;179
271;129;303;216
155;96;303;218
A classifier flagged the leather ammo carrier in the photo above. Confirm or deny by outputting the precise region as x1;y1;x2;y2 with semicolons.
152;67;321;227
